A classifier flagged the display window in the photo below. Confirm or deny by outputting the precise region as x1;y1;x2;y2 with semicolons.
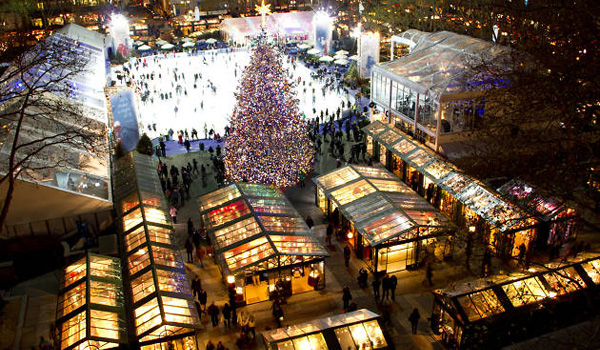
213;216;262;252
128;249;152;276
379;144;387;166
123;208;144;232
502;277;548;307
239;183;283;198
152;246;184;270
89;280;119;307
424;160;454;180
58;282;86;318
366;135;374;156
407;148;434;168
204;200;252;230
224;237;276;271
331;180;376;206
541;268;584;296
247;198;295;215
157;269;192;295
197;185;242;213
581;259;600;284
143;207;170;226
60;311;86;349
140;335;197;350
353;166;397;180
132;271;156;304
161;296;198;325
259;216;307;234
363;212;415;245
125;226;149;252
344;193;394;224
121;192;140;215
392;139;416;155
317;188;328;213
63;258;87;288
378;129;402;146
315;166;360;190
369;179;405;193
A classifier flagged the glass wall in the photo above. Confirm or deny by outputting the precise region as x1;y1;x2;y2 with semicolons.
56;254;126;350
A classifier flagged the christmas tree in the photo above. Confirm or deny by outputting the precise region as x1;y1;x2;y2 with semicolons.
225;44;314;187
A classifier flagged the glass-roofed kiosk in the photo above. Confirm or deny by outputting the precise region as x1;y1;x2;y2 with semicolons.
364;120;539;260
313;165;454;273
197;183;328;305
113;153;201;350
371;29;511;152
497;179;578;249
262;309;390;350
431;252;600;349
56;253;126;350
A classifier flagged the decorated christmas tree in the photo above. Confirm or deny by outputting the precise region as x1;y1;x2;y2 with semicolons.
225;43;314;187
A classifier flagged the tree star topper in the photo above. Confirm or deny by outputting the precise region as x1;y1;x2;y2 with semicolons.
255;0;271;27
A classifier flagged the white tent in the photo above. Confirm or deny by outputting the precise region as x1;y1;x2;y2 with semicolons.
307;48;321;55
349;55;359;61
182;41;195;48
182;37;194;42
319;56;334;62
161;43;175;50
334;53;348;59
138;45;152;51
156;39;168;46
298;43;312;49
205;38;217;44
335;59;349;65
336;50;349;55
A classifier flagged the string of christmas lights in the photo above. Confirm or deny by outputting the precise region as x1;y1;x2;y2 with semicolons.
225;44;315;187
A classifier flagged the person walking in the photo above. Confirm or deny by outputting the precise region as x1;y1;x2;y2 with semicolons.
207;302;220;327
372;278;381;301
426;263;434;286
248;315;256;339
381;275;390;301
191;275;202;298
169;205;178;224
326;222;333;245
198;288;207;315
222;302;232;328
272;303;284;328
342;285;352;310
305;215;314;230
185;236;194;263
390;275;398;300
409;308;420;334
343;245;351;267
205;340;215;350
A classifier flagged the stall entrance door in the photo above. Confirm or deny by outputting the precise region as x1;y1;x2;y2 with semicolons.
378;243;416;273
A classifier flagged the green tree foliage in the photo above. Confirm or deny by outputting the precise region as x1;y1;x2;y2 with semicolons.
136;133;154;156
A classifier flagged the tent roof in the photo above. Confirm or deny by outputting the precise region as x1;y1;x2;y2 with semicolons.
314;165;452;247
374;30;511;100
198;183;328;274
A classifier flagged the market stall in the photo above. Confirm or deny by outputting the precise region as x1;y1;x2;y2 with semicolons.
197;183;328;305
498;179;578;247
313;165;453;273
262;309;389;349
113;153;201;349
56;253;126;350
364;121;538;259
431;253;600;349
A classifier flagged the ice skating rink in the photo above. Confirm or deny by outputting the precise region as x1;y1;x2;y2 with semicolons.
119;49;350;139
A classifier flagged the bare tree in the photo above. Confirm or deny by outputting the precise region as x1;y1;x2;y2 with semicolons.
0;33;108;228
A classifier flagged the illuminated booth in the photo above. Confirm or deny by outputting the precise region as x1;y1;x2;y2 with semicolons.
431;253;600;349
313;165;453;273
197;183;329;305
114;153;201;350
498;179;578;248
56;253;126;350
364;121;538;259
262;309;389;350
